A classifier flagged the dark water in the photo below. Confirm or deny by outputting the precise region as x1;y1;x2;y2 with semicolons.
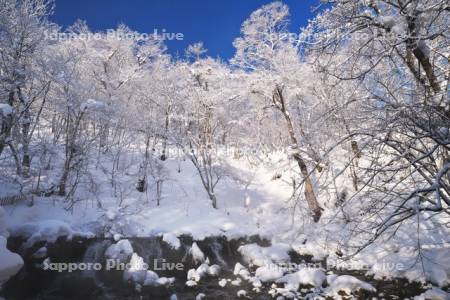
2;235;428;300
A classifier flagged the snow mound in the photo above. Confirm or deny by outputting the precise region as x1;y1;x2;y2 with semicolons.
105;239;133;263
325;275;376;297
238;243;291;267
276;267;326;289
8;220;93;247
255;265;285;282
0;236;23;286
414;287;450;300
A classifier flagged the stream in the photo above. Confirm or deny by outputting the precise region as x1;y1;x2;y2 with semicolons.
2;235;427;300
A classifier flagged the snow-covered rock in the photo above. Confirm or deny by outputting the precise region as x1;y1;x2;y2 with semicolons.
187;268;201;282
255;265;285;282
189;242;205;264
277;268;326;289
186;280;197;287
237;290;247;298
123;253;147;284
162;233;181;249
105;239;133;263
218;278;227;287
208;264;221;276
234;262;247;275
238;243;290;267
195;293;206;300
0;236;23;286
142;270;159;285
325;275;376;297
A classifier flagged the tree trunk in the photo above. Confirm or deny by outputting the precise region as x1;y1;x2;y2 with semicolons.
273;85;322;222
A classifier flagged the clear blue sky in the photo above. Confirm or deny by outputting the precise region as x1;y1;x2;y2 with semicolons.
50;0;320;60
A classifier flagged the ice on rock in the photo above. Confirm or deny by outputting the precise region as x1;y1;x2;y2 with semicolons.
105;239;133;263
255;265;285;282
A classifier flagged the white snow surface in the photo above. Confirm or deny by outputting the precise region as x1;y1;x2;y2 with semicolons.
276;267;326;289
104;239;133;263
414;287;450;300
325;275;376;297
3;152;450;287
0;236;23;286
8;220;94;247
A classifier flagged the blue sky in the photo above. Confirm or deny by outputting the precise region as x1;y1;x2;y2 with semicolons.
50;0;320;60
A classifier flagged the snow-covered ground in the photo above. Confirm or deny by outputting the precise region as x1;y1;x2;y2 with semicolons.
1;150;450;297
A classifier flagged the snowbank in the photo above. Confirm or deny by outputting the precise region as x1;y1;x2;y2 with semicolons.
8;220;94;247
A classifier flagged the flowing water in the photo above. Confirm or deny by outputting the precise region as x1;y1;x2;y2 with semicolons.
2;235;428;300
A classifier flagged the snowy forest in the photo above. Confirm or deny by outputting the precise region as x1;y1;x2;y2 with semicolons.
0;0;449;299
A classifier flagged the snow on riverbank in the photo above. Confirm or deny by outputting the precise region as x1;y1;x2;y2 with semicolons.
1;151;450;290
